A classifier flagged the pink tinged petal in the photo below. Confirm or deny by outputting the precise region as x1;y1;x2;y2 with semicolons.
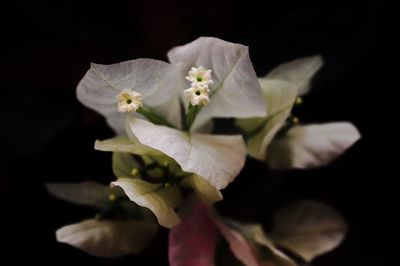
212;216;264;266
169;196;219;266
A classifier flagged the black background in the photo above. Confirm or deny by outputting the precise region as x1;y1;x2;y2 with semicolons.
2;1;397;265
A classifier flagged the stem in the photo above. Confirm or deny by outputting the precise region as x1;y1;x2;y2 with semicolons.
137;105;175;128
184;104;201;130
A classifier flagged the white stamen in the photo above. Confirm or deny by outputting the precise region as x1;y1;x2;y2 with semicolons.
116;89;143;113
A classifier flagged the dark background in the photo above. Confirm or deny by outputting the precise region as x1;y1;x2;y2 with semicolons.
2;1;397;265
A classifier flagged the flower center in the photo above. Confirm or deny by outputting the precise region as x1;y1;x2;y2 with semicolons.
197;77;202;82
116;89;143;113
195;91;201;96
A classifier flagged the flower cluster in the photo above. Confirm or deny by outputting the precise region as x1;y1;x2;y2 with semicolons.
47;37;360;265
184;66;213;106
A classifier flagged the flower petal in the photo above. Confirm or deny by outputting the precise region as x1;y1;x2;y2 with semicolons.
266;55;323;96
267;122;361;169
169;195;219;266
181;174;223;204
127;117;246;190
112;178;182;228
46;181;110;209
56;218;158;258
237;80;297;160
76;59;181;134
168;37;266;130
270;200;347;262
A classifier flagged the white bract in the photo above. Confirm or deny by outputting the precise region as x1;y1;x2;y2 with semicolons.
237;56;361;169
77;59;182;134
270;200;347;262
56;219;158;258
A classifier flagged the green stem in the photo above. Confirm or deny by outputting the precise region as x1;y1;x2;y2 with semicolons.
184;104;201;130
137;105;175;128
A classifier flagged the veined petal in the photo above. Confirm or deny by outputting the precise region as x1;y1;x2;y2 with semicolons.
237;80;297;160
56;218;158;258
169;195;219;266
266;55;323;96
181;174;223;204
126;117;246;190
112;178;182;228
270;201;347;262
168;37;266;130
76;59;181;134
267;122;361;169
46;181;110;209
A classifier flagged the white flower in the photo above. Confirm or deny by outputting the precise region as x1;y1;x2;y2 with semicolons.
116;89;143;113
77;37;264;187
183;84;210;106
237;56;361;169
185;66;214;87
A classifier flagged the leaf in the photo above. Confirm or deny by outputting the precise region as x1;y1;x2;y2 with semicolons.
76;59;181;134
112;178;182;228
270;200;348;262
46;181;110;209
181;174;223;204
126;117;247;190
267;122;361;169
266;55;323;96
56;218;158;258
168;37;266;130
237;79;297;160
169;195;219;266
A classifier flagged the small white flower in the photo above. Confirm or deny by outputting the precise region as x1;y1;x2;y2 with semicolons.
184;84;210;106
116;89;143;113
185;66;214;87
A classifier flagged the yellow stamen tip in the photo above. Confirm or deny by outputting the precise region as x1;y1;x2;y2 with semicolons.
108;193;117;201
295;97;303;105
131;168;139;176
